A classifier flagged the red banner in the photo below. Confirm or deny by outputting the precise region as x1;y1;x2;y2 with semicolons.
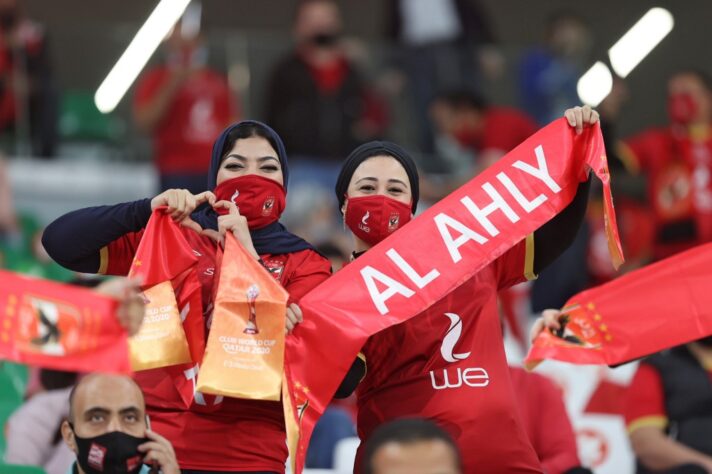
525;242;712;369
284;119;623;473
0;270;130;373
127;209;205;370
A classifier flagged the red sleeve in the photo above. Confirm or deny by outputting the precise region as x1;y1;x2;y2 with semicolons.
528;373;581;474
283;249;331;303
133;69;166;113
624;363;668;433
102;230;145;276
493;235;536;290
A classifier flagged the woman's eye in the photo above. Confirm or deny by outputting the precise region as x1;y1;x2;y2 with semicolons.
261;165;279;172
224;163;243;170
388;188;404;194
359;185;375;192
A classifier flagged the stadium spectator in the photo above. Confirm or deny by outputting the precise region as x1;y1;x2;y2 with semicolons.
43;120;332;472
384;0;501;153
519;11;591;126
265;0;386;178
625;340;712;474
134;21;237;194
333;106;596;473
0;0;58;157
617;70;712;261
361;418;462;474
5;370;76;474
60;373;180;474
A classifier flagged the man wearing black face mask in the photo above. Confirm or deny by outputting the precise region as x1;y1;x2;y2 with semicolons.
265;0;387;165
624;338;712;473
60;373;179;474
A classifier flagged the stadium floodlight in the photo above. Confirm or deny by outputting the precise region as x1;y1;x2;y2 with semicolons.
608;7;674;78
95;0;192;114
577;61;613;107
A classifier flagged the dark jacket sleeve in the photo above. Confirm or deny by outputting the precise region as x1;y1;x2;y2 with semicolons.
42;198;152;273
532;177;591;275
334;357;367;399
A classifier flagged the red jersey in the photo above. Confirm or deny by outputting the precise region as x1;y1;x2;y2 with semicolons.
509;366;581;474
134;67;235;175
621;126;712;259
355;238;542;473
99;227;331;472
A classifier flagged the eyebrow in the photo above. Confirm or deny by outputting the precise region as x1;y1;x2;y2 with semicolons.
83;407;110;418
83;406;142;417
355;177;409;188
224;154;280;164
119;407;141;416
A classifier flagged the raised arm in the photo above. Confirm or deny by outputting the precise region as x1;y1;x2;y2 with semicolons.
42;199;152;273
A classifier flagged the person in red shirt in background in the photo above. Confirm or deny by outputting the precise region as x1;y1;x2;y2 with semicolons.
509;366;592;474
624;339;712;474
0;0;58;157
134;21;237;195
617;70;712;261
425;89;537;201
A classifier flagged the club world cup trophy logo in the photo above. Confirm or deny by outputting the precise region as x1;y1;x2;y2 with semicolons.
243;284;260;335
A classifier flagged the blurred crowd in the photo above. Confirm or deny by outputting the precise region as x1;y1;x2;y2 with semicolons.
2;0;712;473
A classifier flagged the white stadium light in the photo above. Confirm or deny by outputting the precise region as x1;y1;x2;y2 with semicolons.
95;0;192;114
577;61;613;107
608;7;674;78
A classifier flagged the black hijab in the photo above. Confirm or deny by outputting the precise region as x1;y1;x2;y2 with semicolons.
334;140;420;214
191;120;314;255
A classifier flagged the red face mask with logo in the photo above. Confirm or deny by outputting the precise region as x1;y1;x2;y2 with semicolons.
214;175;286;229
345;195;412;246
668;92;698;125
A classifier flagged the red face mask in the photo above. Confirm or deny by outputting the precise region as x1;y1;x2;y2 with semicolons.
214;175;286;229
345;195;412;246
668;92;698;125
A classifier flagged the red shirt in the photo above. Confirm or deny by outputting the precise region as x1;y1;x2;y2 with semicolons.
100;228;331;472
134;67;235;175
621;126;712;259
509;366;581;474
355;239;542;473
624;361;712;435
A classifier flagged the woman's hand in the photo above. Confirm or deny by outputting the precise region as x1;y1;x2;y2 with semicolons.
564;105;600;135
203;200;259;259
529;308;564;343
286;303;303;334
150;189;216;233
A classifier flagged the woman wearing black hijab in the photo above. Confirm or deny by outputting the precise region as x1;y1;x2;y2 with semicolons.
334;107;598;473
42;121;331;473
